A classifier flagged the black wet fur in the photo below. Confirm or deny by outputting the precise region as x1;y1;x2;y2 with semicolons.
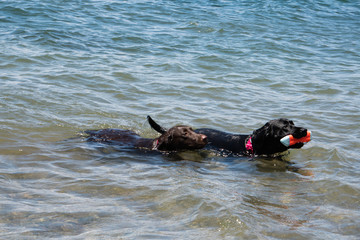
147;116;308;156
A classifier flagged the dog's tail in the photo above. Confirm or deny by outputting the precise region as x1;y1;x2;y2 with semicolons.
147;115;167;134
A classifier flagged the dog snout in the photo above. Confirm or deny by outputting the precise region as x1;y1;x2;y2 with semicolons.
201;134;208;143
293;127;308;138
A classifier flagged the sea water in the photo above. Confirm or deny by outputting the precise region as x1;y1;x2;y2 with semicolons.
1;0;359;239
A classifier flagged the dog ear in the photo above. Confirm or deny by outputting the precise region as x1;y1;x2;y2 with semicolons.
147;115;167;134
253;123;269;137
252;129;265;152
251;122;270;153
266;124;276;138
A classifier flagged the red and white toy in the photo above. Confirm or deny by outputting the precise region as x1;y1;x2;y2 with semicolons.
280;131;312;147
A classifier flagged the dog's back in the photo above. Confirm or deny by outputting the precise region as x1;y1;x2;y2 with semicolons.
85;129;141;145
195;128;248;153
85;125;208;151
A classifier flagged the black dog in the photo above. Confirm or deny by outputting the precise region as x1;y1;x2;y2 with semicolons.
148;117;308;156
85;117;208;151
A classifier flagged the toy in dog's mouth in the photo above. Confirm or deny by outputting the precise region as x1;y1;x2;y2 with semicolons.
280;131;312;147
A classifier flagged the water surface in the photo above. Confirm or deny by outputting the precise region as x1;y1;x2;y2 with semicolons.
1;0;360;239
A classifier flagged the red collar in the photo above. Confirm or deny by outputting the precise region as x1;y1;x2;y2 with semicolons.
152;139;160;150
245;136;254;155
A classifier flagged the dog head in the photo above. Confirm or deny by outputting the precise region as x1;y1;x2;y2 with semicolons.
251;118;308;155
148;116;208;151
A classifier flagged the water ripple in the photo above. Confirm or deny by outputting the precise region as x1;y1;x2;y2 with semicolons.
1;0;360;238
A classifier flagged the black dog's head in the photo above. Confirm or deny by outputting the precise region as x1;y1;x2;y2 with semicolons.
251;118;308;155
148;116;208;151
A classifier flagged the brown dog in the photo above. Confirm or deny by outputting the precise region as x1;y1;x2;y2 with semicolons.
85;117;207;151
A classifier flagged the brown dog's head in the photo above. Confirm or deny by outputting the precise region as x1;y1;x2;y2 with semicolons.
148;116;207;151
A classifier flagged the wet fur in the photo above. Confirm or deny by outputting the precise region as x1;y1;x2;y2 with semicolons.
85;119;207;152
148;117;308;156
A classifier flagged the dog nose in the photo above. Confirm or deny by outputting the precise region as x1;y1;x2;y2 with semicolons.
201;134;208;143
294;128;308;138
300;128;307;135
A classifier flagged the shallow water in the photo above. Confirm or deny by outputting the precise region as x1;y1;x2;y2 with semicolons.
1;0;360;239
